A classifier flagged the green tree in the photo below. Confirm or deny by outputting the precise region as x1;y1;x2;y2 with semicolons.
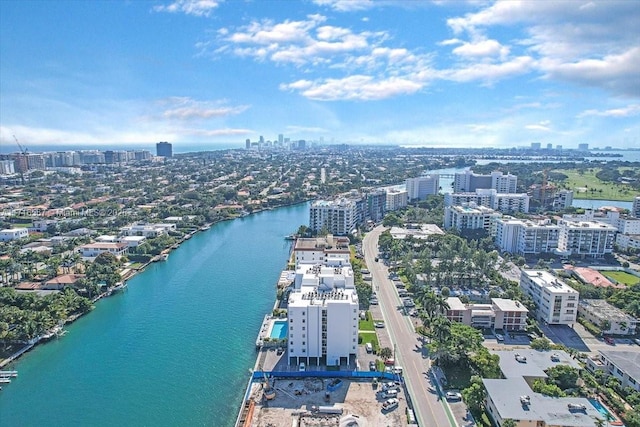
546;365;579;390
461;376;486;412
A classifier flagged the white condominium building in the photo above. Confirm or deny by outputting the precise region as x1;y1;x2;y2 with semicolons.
385;189;408;211
453;170;517;194
633;196;640;218
578;299;637;336
616;234;640;251
446;297;529;331
556;220;617;257
406;174;440;200
495;218;560;255
615;216;640;235
309;199;358;236
287;260;359;367
0;228;29;242
520;270;578;325
446;189;530;213
444;204;502;232
293;235;351;269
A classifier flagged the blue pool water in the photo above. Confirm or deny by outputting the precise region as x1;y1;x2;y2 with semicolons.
588;398;622;425
270;320;288;339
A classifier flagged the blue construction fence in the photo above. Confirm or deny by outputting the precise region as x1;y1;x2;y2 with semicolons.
252;370;400;381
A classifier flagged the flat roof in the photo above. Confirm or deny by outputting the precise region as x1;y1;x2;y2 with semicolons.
483;377;599;426
521;270;578;294
599;350;640;382
492;298;529;313
492;349;582;379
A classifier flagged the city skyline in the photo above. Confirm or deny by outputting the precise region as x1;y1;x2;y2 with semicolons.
1;0;638;150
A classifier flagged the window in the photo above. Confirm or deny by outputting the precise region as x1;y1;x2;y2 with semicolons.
302;334;306;338
302;349;305;353
302;326;305;331
302;341;305;345
290;318;293;322
302;319;305;323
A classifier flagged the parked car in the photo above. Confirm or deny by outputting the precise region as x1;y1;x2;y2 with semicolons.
369;299;379;305
366;343;373;353
369;361;376;371
299;362;306;372
604;337;615;345
381;389;399;399
495;333;505;342
382;398;399;411
374;322;385;328
446;391;462;401
384;358;395;366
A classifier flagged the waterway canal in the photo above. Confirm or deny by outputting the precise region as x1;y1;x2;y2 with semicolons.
0;202;309;427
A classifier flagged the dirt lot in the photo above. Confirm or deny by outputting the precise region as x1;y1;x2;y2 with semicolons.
248;378;408;427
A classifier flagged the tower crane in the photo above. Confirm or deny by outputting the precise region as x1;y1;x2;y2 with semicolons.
12;135;28;184
13;134;28;155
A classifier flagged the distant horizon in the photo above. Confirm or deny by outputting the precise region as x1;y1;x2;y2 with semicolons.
1;141;637;156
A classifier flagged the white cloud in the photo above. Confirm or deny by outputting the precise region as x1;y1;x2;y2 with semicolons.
280;75;423;101
445;1;640;97
153;0;221;17
313;0;375;12
159;97;249;120
525;120;552;132
578;104;640;118
452;39;509;60
442;56;535;83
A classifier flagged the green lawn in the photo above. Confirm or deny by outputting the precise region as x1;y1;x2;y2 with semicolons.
553;169;636;201
359;311;375;331
359;332;380;353
601;271;640;286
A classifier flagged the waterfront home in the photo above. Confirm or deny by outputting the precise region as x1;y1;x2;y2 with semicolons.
43;274;85;290
78;242;128;258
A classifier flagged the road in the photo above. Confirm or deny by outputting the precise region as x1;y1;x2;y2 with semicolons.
363;226;455;427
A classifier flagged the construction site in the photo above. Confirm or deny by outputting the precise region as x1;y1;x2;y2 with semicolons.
237;376;410;427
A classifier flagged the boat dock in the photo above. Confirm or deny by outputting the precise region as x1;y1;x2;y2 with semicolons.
0;371;18;378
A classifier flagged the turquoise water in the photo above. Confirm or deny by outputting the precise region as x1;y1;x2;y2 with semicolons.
588;398;622;424
269;320;288;339
0;203;308;427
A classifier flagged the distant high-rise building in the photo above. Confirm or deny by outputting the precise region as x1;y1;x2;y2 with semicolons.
406;175;440;200
156;141;172;157
454;170;517;194
546;143;553;150
245;139;251;149
278;134;284;145
297;140;306;150
632;196;640;218
531;142;541;150
556;145;563;150
577;143;589;151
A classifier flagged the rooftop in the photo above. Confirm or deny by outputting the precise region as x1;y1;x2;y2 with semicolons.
599;350;640;381
521;270;578;294
579;299;636;322
492;349;582;379
491;298;529;313
483;377;599;426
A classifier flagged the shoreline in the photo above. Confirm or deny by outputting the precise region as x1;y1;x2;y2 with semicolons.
0;200;310;373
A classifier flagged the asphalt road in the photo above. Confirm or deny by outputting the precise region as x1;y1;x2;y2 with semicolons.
363;226;455;427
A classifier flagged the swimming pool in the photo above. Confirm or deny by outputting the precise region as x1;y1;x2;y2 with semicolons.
270;320;288;340
588;398;623;426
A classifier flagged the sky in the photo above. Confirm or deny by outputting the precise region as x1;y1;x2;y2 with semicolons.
0;0;638;150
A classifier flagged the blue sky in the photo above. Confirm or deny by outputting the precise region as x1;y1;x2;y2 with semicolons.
0;0;638;150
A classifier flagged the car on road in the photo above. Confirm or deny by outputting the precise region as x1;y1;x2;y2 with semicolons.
384;358;395;366
495;333;505;342
374;322;385;328
604;337;615;345
446;391;462;401
369;361;376;371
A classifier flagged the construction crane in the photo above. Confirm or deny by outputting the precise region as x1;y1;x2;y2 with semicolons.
13;134;27;155
12;135;28;184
